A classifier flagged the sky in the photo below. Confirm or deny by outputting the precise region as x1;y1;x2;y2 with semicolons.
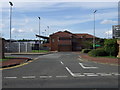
0;0;119;40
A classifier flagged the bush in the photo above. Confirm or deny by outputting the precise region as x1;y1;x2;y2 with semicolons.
88;48;108;57
82;49;91;53
104;39;118;56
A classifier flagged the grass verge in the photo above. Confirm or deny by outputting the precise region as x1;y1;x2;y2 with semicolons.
31;50;49;53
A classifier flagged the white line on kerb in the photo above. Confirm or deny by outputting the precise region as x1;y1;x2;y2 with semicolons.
40;76;52;78
22;76;36;78
60;61;64;65
79;63;98;69
4;77;17;79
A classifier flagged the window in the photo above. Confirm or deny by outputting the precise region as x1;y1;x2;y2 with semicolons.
59;37;71;40
52;39;54;42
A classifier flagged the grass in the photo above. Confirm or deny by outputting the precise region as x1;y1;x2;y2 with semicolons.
92;56;119;59
0;57;17;61
31;50;49;53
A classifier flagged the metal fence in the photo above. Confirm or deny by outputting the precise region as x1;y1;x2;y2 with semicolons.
5;42;49;53
5;42;32;53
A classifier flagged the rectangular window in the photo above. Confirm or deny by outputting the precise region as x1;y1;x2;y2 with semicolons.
52;39;54;42
59;38;71;40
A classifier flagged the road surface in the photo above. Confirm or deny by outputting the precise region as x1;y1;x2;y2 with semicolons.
2;52;120;88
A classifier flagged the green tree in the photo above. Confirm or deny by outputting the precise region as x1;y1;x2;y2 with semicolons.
104;39;118;56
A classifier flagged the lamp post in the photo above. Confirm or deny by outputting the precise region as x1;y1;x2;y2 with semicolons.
93;10;97;49
9;1;13;41
38;17;41;51
9;1;13;52
47;26;49;36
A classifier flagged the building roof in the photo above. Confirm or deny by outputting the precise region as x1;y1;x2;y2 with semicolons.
50;31;98;39
74;34;96;38
36;34;49;39
50;31;73;37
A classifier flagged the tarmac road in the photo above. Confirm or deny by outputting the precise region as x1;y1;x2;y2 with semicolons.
2;52;120;88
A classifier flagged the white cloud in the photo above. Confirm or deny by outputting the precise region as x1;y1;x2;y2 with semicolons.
1;0;119;2
101;19;117;24
105;30;112;35
0;24;5;28
12;28;26;33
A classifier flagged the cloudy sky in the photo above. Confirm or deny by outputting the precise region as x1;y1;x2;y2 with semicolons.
0;0;119;40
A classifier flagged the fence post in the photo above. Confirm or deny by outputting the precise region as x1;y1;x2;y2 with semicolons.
19;42;20;53
0;38;4;59
26;43;27;52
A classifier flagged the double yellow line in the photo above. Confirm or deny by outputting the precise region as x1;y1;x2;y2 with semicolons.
0;59;36;70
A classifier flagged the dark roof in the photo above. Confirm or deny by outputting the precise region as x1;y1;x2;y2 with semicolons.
36;34;49;39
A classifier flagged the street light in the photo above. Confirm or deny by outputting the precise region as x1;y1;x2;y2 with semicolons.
9;1;13;52
9;1;13;41
47;26;49;36
93;10;97;49
38;17;41;51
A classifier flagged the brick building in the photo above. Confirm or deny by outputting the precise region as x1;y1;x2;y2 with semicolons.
38;31;98;51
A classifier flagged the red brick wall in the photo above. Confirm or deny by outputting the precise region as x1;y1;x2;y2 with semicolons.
50;36;59;51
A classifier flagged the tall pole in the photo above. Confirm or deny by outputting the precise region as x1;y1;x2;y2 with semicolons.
38;17;40;51
9;1;13;41
9;1;13;52
93;10;97;49
47;26;49;36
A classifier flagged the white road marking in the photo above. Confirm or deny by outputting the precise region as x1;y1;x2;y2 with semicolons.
60;61;64;65
56;76;68;78
73;74;85;77
40;76;52;78
97;73;112;76
79;63;98;69
22;76;36;79
83;73;95;75
78;58;83;61
65;67;74;76
112;73;120;76
87;74;98;76
4;77;17;79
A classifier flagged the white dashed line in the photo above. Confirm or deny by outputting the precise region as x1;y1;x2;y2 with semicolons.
60;61;64;65
56;76;68;78
22;76;36;79
79;63;98;69
40;76;52;78
4;77;17;79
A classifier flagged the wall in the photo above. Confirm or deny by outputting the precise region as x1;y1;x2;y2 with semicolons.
0;38;4;59
117;40;120;57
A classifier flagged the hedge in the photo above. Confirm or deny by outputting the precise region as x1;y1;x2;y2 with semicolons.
88;48;108;57
104;39;118;56
82;49;92;53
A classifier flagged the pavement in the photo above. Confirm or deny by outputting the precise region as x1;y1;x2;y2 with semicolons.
2;52;120;88
78;52;120;66
1;52;53;68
